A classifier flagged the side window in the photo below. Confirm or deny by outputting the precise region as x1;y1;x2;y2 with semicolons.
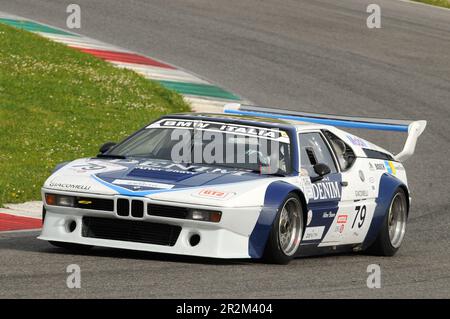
298;133;338;177
322;130;356;171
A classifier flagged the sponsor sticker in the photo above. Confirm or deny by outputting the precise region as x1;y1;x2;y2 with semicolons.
337;215;348;224
311;178;341;201
193;189;235;200
384;160;397;175
296;173;314;199
303;226;325;241
355;190;369;198
322;211;336;218
112;179;174;189
335;214;348;234
48;182;91;191
347;135;368;148
69;160;127;174
134;161;248;176
336;224;345;233
147;119;290;143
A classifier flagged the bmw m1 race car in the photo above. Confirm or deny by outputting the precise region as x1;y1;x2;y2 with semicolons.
39;104;426;264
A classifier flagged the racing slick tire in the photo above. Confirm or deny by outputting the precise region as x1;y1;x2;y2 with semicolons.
263;193;304;264
367;188;408;256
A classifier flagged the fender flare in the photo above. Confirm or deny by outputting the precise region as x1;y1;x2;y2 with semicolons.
362;173;410;249
248;181;306;258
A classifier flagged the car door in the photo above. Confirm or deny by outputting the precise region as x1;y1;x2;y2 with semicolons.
320;130;376;246
298;131;347;244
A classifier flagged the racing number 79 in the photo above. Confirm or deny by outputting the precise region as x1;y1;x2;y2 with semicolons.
352;205;366;229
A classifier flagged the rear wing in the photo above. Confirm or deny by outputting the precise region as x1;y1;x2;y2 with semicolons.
224;103;426;162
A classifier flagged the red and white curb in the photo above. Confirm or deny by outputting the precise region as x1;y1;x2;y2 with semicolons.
0;12;250;231
0;202;42;232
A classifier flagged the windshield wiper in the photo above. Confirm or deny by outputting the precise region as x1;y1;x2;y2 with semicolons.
96;154;127;159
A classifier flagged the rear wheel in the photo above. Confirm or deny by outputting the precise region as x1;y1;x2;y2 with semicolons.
263;193;304;264
367;188;408;256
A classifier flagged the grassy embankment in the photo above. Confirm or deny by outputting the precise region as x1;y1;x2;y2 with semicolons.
413;0;450;9
0;23;190;206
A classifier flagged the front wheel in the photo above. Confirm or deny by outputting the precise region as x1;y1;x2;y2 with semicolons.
367;188;408;256
263;193;304;264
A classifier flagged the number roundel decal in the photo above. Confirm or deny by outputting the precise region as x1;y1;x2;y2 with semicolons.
352;205;366;229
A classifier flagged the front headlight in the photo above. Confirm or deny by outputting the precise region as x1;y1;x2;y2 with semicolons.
187;209;222;222
45;193;76;207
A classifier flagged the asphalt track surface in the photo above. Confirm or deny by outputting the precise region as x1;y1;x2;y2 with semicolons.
0;0;449;298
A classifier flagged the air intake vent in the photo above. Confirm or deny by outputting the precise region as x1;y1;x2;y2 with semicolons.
82;217;181;246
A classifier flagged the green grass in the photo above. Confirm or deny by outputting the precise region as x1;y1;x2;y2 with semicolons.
0;23;190;206
413;0;450;8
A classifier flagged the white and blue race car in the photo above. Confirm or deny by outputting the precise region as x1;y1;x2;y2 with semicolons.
39;104;426;264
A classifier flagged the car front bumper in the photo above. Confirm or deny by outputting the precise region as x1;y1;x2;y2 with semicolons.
38;190;262;259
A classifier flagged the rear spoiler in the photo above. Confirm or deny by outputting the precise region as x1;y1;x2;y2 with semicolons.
223;103;426;162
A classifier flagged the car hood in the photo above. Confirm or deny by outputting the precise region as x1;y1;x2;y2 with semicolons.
43;157;283;207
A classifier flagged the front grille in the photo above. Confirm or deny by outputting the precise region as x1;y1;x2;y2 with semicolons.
82;217;181;246
77;197;114;211
147;204;189;219
117;198;130;216
131;200;144;218
117;198;145;218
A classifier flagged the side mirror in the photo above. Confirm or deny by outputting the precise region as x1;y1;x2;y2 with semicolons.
311;163;331;182
99;142;117;154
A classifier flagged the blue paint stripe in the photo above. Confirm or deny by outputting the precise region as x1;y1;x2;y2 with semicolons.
224;109;409;132
248;181;299;258
92;175;176;197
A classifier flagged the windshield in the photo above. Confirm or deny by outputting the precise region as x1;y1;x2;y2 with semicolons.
108;119;292;175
